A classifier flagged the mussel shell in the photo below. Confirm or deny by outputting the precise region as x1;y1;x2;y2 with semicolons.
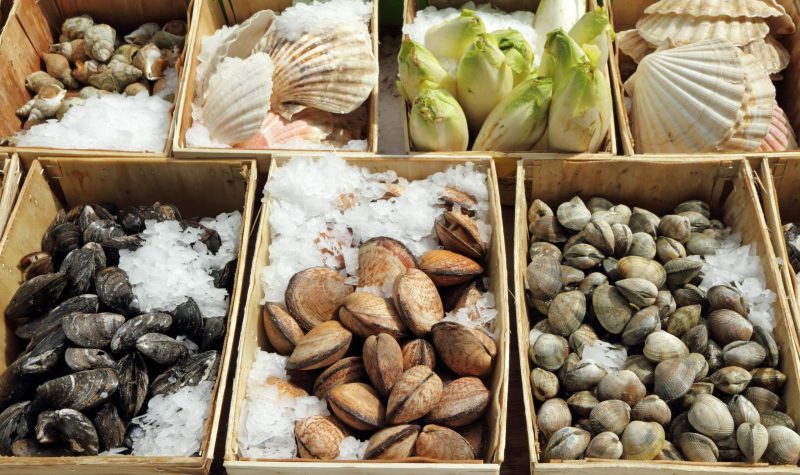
62;312;125;348
5;272;68;323
65;348;116;371
118;203;180;234
55;408;99;455
149;350;219;397
15;326;68;374
82;219;125;244
0;401;34;455
15;294;99;342
110;312;172;353
115;352;148;420
171;298;203;342
93;402;126;451
136;333;189;365
95;267;136;313
36;368;119;411
101;235;143;266
60;243;106;297
201;316;226;349
46;222;81;265
36;410;58;444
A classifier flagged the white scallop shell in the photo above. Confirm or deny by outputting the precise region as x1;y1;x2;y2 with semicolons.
741;35;790;75
262;22;378;120
236;111;326;149
637;13;769;47
202;53;273;145
625;40;746;153
719;52;775;152
617;29;654;64
644;0;794;34
760;105;798;151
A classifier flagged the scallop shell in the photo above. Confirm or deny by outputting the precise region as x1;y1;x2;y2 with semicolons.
636;14;770;48
643;0;794;34
742;36;790;75
262;22;377;119
617;29;653;63
236;111;326;149
202;53;273;145
760;105;798;152
719;52;775;152
625;40;746;153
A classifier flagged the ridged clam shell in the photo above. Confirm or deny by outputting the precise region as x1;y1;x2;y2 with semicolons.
636;14;770;47
743;36;790;75
764;425;800;464
643;0;794;34
626;40;746;153
328;382;385;431
543;426;590;461
287;320;352;370
590;400;630;435
285;267;354;330
689;394;735;441
295;415;346;459
313;356;366;399
617;29;653;63
363;334;403;397
621;421;665;460
415;424;475;460
237;111;326;149
202;53;273;145
676;432;718;462
721;52;775;152
427;377;490;427
365;424;419;460
760;105;798;151
263;23;377;119
386;365;443;424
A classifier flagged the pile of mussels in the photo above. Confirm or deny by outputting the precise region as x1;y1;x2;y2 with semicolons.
262;201;497;460
525;197;800;464
0;203;232;456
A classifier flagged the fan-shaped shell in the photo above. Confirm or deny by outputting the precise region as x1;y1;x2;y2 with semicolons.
636;14;770;48
617;29;654;64
236;111;326;149
643;0;794;34
760;105;798;151
202;53;273;145
720;52;775;152
742;36;790;75
626;40;745;153
263;22;377;120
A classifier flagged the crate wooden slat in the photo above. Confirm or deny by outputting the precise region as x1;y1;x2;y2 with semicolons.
611;0;800;157
514;156;800;474
172;0;380;165
400;0;617;157
223;155;509;475
0;0;193;163
0;157;258;474
0;153;21;242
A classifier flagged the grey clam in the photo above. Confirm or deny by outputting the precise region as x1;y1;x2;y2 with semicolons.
764;425;800;465
663;258;703;287
557;197;591;231
737;422;768;463
688;394;734;441
710;366;752;395
612;224;632;257
643;331;689;363
592;283;633;334
658;215;691;243
597;370;645;406
590;399;631;435
653;357;695;402
629;209;660;237
761;411;796;430
584;221;615;255
530;333;569;372
728;394;761;426
538;398;572;440
617;256;666;288
722;340;766;370
631;395;671;427
586;432;623;459
563;244;604;270
655;236;686;263
676;432;718;462
526;255;562;301
547;290;585;337
136;333;189;365
531;368;559;401
616;278;658;308
567;391;599;417
675;200;710;218
563;361;606;393
627;232;657;259
543;426;590;461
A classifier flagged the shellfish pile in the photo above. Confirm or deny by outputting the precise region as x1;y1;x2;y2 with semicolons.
0;202;238;457
15;16;184;129
618;0;798;153
525;196;800;464
783;223;800;277
238;156;499;460
186;0;377;150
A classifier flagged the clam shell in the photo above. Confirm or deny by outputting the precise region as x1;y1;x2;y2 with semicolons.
644;330;689;363
707;284;747;314
427;377;489;427
530;333;569;372
531;368;560;401
563;243;604;270
264;23;377;119
202;53;273;145
612;224;633;257
760;104;798;151
632;395;672;427
586;432;623;459
359;237;416;290
393;268;444;336
752;326;780;367
567;391;599;417
526;255;562;301
363;334;404;397
743;386;783;413
656;440;684;460
579;272;608;298
339;292;408;339
764;425;800;465
262;303;304;355
386;366;443;424
593;283;633;334
723;340;766;369
568;324;598;355
313;356;366;399
664;305;701;337
285;267;354;330
737;422;768;463
625;40;746;153
624;354;656;385
415;424;475;460
617;256;666;288
401;339;436;371
761;410;796;430
584;221;615;256
563;361;606;393
547;290;585;336
621;306;661;347
676;432;718;462
663;258;702;287
616;278;658;308
530;215;568;244
643;0;794;34
529;199;553;226
721;51;775;151
628;232;657;259
328;382;385;431
682;324;708;353
636;14;769;47
621;421;665;460
365;424;419;460
538;398;573;440
295;415;346;459
710;366;753;394
654;357;695;402
419;250;482;287
750;367;787;392
597;370;646;406
590;400;630;435
287;320;352;370
686;232;720;255
529;242;562;261
543;426;590;461
556;197;591;231
432;321;496;377
435;211;486;260
708;309;753;345
36;368;119;411
688;394;735;441
729;394;761;426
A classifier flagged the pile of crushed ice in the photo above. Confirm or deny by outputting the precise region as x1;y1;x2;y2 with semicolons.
119;211;242;318
260;153;491;302
443;287;499;335
14;87;175;152
129;380;215;456
238;351;368;459
690;231;778;333
581;340;627;371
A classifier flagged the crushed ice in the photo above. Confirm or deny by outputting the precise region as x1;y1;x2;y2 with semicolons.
273;0;372;41
443;291;499;336
580;341;627;371
130;380;215;456
119;211;242;318
337;436;369;460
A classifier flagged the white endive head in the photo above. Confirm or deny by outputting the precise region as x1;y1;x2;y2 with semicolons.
456;33;514;133
409;87;469;152
533;0;586;59
547;61;611;153
424;9;486;61
397;38;456;103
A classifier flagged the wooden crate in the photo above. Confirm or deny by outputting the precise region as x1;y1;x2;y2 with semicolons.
611;0;800;157
0;0;193;163
172;0;380;164
0;153;21;241
224;155;510;475
0;157;258;474
401;0;617;157
756;156;800;349
513;156;800;474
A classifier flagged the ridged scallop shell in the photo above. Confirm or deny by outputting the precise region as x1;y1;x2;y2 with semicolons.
720;52;775;152
760;105;798;151
742;36;790;75
262;23;377;119
636;14;770;47
236;111;326;149
617;29;654;63
643;0;794;34
202;53;273;145
625;40;745;153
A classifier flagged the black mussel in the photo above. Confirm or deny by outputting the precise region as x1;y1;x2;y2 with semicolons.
0;363;34;408
55;409;99;455
115;352;148;420
65;348;117;371
40;210;68;254
110;312;172;353
212;260;237;291
181;221;221;254
60;243;106;297
95;267;136;314
64;206;83;223
118;203;180;234
16;294;99;341
77;205;100;233
18;252;55;282
171;298;203;341
135;333;188;366
49;223;81;265
83;220;125;245
101;235;143;266
62;312;125;348
0;401;34;455
35;410;58;444
93;402;125;451
5;272;67;324
10;438;70;456
16;326;67;375
36;368;119;412
150;350;219;398
201;317;225;350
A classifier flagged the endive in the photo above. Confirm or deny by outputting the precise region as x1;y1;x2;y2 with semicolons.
424;9;486;61
456;33;514;132
539;29;588;82
409;88;469;152
569;8;612;68
473;77;553;152
492;28;535;85
396;38;456;103
533;0;585;57
548;61;611;153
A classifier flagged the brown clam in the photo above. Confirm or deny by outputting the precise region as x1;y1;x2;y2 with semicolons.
312;356;366;399
676;432;718;462
286;320;352;370
427;377;490;427
526;255;562;300
616;278;658;308
432;321;496;377
707;284;747;315
327;382;385;431
530;215;568;243
363;334;404;397
262;303;304;355
548;290;586;337
664;305;701;338
364;424;420;460
435;211;486;260
643;331;689;363
529;199;554;227
707;309;752;345
742;387;783;414
750;367;787;392
285;267;354;330
386;365;443;424
656;236;686;263
339;292;408;339
531;368;560;401
295;415;346;459
415;424;475;460
617;256;667;288
357;237;416;289
401;339;436;371
393;268;444;336
653;357;695;402
419;250;483;287
597;370;646;406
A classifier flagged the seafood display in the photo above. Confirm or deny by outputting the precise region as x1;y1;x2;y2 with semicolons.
400;2;612;153
186;0;377;151
0;202;241;457
783;223;800;278
237;155;500;461
9;16;184;152
524;196;799;464
618;0;799;153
